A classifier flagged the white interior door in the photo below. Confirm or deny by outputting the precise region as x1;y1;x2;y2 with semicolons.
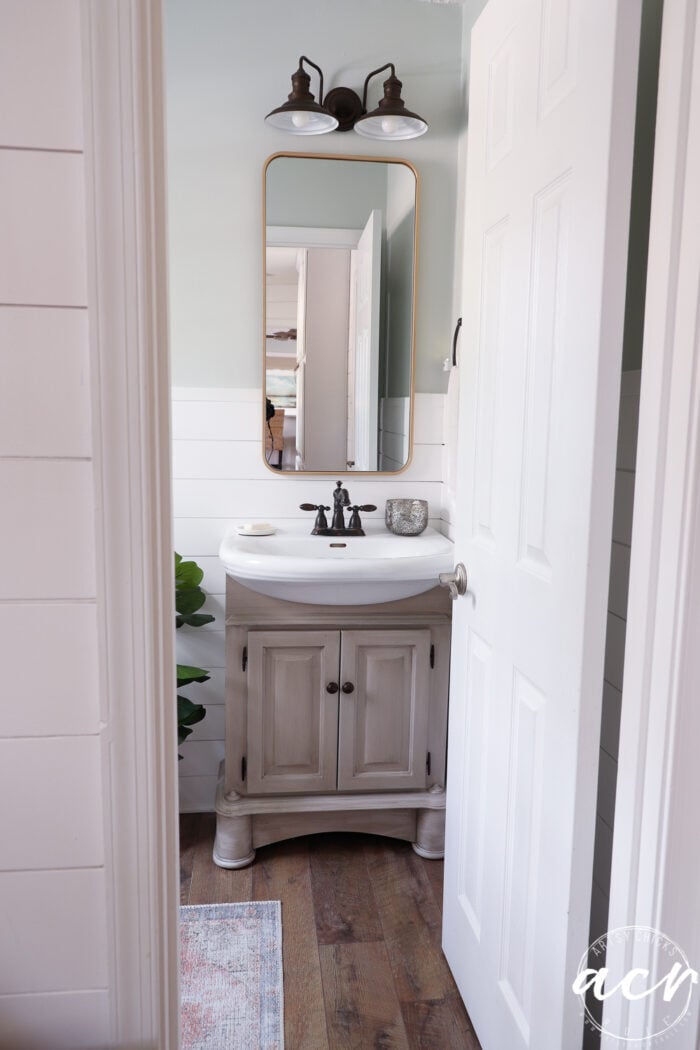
443;2;641;1048
294;248;307;468
350;209;381;470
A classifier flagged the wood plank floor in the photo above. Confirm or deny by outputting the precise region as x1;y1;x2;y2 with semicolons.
180;815;482;1049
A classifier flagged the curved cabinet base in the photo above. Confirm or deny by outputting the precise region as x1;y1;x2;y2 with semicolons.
213;766;446;869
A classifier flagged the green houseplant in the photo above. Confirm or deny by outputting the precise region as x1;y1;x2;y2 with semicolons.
175;552;214;753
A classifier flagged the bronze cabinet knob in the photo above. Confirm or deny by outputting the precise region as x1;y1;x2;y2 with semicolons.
326;682;339;694
341;682;355;694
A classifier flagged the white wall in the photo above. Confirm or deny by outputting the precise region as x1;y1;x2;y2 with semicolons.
173;387;448;810
0;2;111;1046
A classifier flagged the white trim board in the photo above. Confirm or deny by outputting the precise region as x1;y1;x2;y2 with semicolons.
604;1;700;1045
266;225;362;249
82;1;179;1045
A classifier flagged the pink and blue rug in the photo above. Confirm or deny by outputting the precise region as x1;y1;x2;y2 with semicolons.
180;901;283;1049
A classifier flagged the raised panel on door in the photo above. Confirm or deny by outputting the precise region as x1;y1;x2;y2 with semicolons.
337;629;431;791
247;630;340;794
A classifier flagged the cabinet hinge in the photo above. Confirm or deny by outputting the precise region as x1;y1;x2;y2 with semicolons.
242;646;248;673
426;751;432;776
241;755;247;782
430;644;435;669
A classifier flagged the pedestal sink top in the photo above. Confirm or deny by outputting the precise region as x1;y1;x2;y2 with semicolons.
219;520;454;605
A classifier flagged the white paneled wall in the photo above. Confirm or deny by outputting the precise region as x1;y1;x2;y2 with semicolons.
0;2;111;1046
173;386;448;810
590;370;641;941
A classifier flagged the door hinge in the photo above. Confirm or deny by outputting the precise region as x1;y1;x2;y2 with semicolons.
430;644;435;669
242;646;248;672
426;751;432;776
241;755;247;782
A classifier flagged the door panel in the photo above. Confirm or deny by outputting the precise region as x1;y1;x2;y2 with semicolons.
442;0;641;1047
337;629;430;791
247;630;339;794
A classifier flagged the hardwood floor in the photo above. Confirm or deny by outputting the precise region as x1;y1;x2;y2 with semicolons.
180;815;482;1049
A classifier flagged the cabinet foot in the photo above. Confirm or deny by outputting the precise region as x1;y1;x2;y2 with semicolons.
413;793;445;859
213;811;255;869
411;842;444;860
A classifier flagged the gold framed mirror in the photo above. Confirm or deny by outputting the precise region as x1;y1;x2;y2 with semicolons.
263;152;418;474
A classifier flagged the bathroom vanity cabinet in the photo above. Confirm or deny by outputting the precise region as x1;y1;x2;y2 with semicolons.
213;577;452;867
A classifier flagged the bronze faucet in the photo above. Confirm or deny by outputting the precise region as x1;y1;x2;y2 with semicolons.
301;481;376;536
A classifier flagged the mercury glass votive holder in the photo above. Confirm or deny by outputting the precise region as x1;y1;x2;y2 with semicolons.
385;498;429;536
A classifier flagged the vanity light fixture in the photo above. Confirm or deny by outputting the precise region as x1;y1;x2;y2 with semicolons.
265;57;428;140
354;63;428;140
264;56;339;135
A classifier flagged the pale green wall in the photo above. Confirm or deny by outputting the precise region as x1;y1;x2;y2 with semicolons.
266;156;388;229
165;0;464;391
385;162;416;397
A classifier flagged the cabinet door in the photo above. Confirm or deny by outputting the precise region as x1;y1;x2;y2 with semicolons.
247;630;340;794
337;629;431;791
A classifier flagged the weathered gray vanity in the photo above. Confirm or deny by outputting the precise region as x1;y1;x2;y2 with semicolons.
213;575;451;868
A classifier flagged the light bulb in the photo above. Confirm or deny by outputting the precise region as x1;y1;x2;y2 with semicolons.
291;111;310;129
381;115;400;135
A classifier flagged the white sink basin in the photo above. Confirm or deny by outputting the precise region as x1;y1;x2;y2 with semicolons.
219;520;454;605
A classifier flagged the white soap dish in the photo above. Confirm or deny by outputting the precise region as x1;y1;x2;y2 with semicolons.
236;522;276;536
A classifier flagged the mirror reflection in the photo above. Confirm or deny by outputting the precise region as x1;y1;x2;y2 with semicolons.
264;154;417;473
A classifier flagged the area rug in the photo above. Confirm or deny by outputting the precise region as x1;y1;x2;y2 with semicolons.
180;901;284;1049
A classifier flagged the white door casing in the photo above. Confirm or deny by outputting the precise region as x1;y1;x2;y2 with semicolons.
442;1;641;1048
604;1;700;1044
350;209;382;471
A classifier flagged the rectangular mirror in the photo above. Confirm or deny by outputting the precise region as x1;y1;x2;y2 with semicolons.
263;152;418;473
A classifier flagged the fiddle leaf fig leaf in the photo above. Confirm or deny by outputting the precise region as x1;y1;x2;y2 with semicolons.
175;558;204;589
176;664;211;688
181;613;215;628
177;695;206;726
176;587;206;616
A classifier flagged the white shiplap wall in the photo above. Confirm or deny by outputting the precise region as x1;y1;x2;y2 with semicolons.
0;2;111;1045
589;370;641;942
174;387;449;810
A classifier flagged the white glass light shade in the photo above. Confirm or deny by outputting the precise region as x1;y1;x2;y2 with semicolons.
265;108;338;135
354;113;428;140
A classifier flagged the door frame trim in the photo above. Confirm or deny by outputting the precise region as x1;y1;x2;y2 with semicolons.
79;0;700;1043
82;0;179;1043
605;1;700;1044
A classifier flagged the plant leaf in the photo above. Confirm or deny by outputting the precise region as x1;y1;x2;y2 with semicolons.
174;552;182;568
177;696;206;726
176;663;211;687
176;587;206;616
181;612;215;629
175;559;204;589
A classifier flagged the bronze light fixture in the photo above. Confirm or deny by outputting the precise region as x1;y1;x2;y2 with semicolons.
265;57;428;140
354;63;428;140
264;56;339;135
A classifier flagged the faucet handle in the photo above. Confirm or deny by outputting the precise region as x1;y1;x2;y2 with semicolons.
300;503;330;531
348;504;376;531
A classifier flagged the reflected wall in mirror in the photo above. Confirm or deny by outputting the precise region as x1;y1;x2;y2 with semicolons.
263;153;418;473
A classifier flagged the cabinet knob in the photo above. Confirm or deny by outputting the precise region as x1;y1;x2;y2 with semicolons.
341;682;355;694
326;682;339;694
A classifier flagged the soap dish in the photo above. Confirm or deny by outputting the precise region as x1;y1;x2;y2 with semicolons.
236;523;276;536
